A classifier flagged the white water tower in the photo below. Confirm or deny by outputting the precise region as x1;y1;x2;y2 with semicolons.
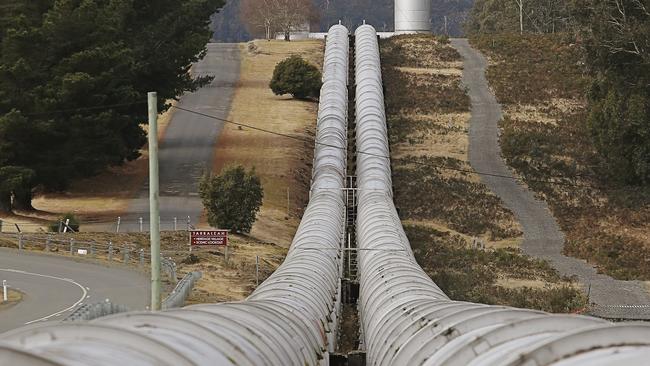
395;0;431;34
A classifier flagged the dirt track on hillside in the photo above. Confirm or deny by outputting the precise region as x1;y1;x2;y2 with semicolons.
452;38;650;320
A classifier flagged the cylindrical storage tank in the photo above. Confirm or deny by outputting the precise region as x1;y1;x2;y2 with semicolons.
395;0;431;34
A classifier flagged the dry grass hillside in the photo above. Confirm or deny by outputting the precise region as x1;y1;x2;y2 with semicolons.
212;40;324;247
472;34;650;281
382;34;586;312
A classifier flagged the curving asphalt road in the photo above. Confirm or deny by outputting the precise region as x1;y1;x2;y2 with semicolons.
0;248;148;333
451;38;650;319
89;43;241;232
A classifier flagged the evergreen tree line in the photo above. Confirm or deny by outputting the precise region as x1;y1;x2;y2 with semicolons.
0;0;225;212
467;0;650;184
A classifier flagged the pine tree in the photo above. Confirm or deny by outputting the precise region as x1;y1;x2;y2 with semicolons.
0;0;226;212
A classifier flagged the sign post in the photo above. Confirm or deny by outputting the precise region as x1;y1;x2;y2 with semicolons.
190;230;229;247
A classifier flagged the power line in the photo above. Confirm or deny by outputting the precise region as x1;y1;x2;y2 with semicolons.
5;101;633;192
170;105;608;190
22;101;148;117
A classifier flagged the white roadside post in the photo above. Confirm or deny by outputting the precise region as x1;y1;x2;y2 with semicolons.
2;280;7;302
255;255;260;286
148;92;161;311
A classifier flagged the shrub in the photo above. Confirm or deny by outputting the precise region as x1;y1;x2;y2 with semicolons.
588;83;650;184
199;165;263;233
0;166;35;212
269;55;322;99
49;213;80;232
181;254;200;264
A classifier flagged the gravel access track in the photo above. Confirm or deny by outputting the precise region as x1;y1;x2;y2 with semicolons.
88;43;241;232
451;38;650;320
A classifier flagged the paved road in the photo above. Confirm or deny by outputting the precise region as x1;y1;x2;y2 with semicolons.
96;43;241;232
451;38;650;319
0;248;148;333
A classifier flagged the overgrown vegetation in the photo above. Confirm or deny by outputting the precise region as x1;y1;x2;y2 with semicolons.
466;0;576;35
382;34;585;311
200;165;264;233
408;225;585;312
0;0;225;212
270;55;322;99
467;0;650;184
579;1;650;184
393;156;520;240
472;33;650;280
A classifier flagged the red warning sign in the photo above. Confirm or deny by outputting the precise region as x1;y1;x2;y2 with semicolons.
190;230;228;246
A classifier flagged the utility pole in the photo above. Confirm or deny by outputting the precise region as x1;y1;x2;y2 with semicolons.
444;16;448;36
148;92;161;311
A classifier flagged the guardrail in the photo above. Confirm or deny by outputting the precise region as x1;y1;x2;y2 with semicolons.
162;272;202;309
0;233;177;281
64;300;129;322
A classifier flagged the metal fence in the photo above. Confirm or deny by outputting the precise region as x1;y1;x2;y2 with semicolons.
0;215;197;234
0;233;177;282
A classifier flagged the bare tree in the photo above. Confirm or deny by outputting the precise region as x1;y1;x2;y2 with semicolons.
598;0;649;60
240;0;315;41
274;0;316;41
240;0;277;40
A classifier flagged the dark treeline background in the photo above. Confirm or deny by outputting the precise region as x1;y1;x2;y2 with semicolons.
211;0;474;42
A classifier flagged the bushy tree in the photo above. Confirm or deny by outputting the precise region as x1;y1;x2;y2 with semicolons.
270;55;322;99
0;166;35;212
588;84;650;183
199;166;263;233
240;0;317;41
0;0;225;212
466;0;575;35
578;0;650;183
